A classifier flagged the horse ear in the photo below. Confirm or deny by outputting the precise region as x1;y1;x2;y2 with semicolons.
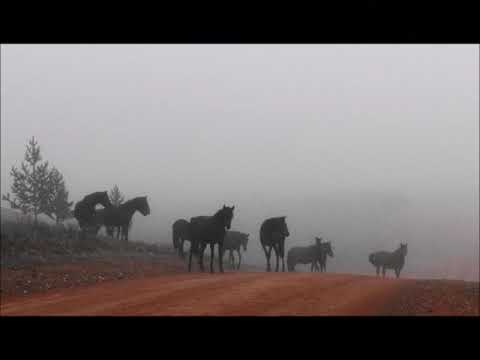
232;206;235;210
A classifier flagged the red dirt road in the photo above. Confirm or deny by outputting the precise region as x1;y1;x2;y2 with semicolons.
2;272;478;316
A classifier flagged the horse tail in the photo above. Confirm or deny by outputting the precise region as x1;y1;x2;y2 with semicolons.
286;250;294;272
172;226;178;250
369;253;376;265
287;257;294;272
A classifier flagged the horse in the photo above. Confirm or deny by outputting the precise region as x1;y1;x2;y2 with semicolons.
73;191;112;239
98;197;150;242
172;218;192;258
287;237;323;272
223;231;249;270
188;205;235;273
312;239;334;272
94;208;125;239
369;243;408;278
259;217;290;272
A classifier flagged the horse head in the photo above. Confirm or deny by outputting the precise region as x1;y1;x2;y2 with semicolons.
280;216;289;237
399;243;408;257
219;205;234;230
98;191;112;209
138;196;150;216
324;242;334;258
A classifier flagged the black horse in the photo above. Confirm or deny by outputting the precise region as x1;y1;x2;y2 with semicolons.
312;239;334;272
223;231;249;270
369;243;408;278
96;197;150;242
95;209;132;240
172;218;192;258
259;217;290;272
188;205;235;273
73;191;112;239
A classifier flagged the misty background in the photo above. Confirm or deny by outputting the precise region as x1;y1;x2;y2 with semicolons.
1;45;478;281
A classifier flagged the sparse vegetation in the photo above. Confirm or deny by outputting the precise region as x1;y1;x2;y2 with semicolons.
2;137;74;241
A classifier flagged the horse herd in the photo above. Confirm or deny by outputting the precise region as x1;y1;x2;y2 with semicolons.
73;191;408;278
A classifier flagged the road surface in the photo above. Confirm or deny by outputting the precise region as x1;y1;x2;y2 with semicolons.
2;272;477;316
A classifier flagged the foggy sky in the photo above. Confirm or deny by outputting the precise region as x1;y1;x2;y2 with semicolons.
1;45;478;280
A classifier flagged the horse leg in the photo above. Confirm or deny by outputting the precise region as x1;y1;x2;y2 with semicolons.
198;242;205;272
376;266;380;276
218;242;224;273
395;268;400;278
209;243;215;273
382;266;386;277
229;250;234;268
188;243;194;272
262;244;271;272
179;239;185;258
273;244;280;272
237;249;242;270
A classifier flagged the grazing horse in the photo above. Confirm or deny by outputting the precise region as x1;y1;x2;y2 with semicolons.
73;191;112;239
260;217;290;272
287;237;323;272
312;239;334;272
223;231;249;270
188;205;235;273
172;219;192;258
99;197;150;242
369;243;408;278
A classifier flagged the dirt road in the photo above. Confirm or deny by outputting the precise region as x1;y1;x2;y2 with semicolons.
2;272;478;316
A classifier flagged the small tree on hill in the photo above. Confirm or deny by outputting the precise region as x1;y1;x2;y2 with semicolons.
46;167;74;224
109;185;125;207
2;137;54;241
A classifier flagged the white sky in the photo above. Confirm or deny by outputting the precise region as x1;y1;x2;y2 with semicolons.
1;45;478;279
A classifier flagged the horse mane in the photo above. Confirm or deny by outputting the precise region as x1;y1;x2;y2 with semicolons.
213;206;233;223
393;244;407;257
83;191;106;203
120;197;144;208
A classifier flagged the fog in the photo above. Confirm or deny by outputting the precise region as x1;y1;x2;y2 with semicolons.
1;45;478;281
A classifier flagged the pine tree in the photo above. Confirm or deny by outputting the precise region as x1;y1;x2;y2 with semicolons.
46;167;74;224
2;137;54;241
109;185;125;207
108;185;127;238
